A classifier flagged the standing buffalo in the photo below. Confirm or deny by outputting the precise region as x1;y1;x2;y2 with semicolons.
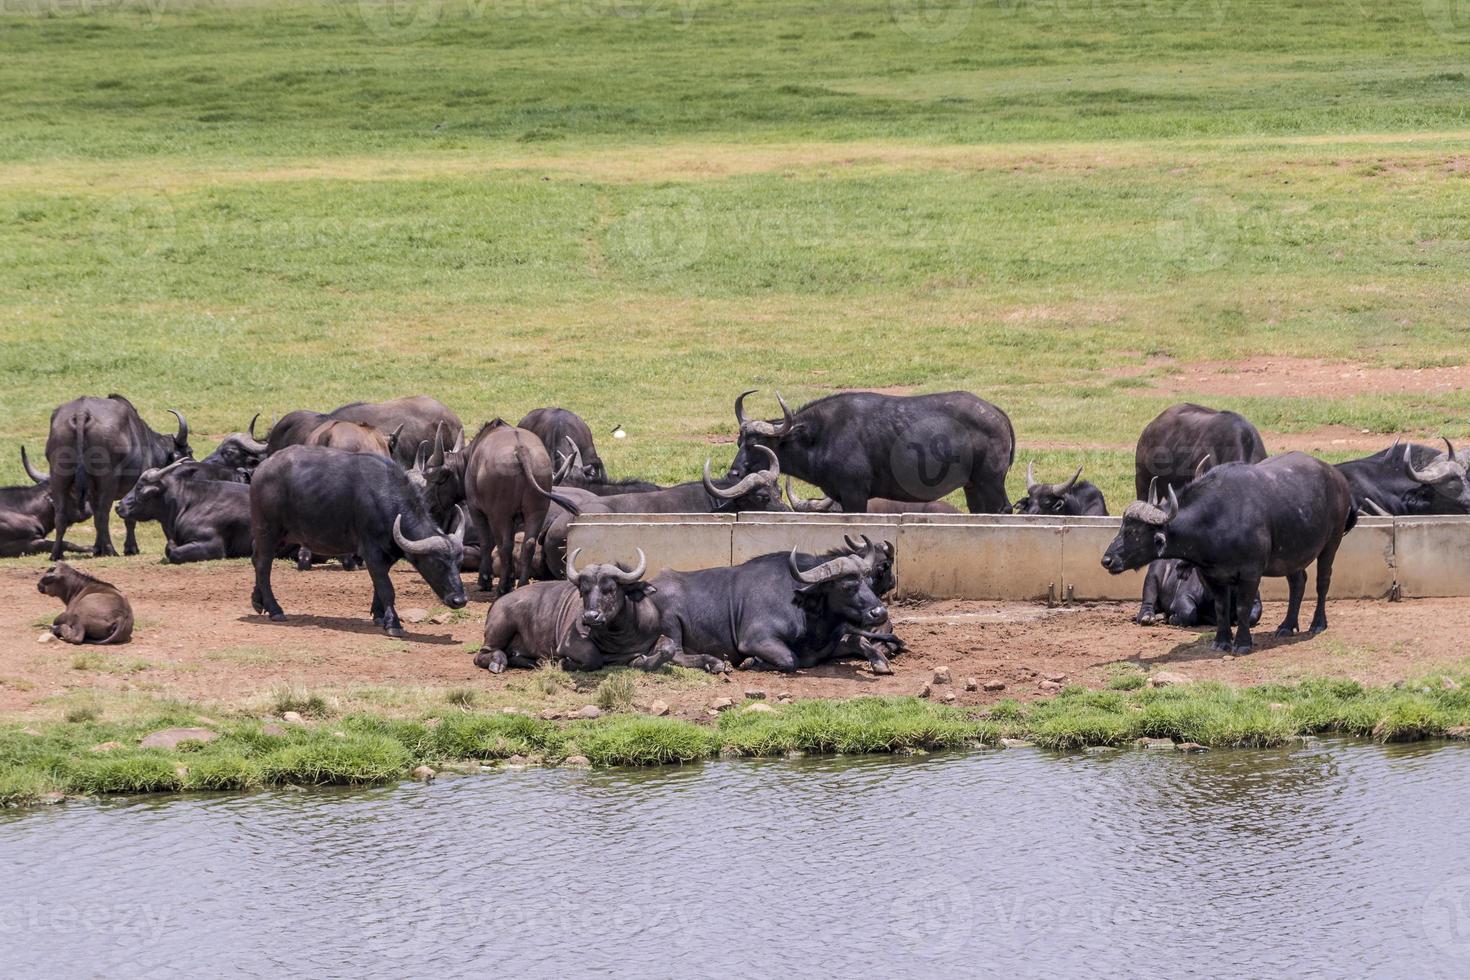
304;419;399;456
729;389;1014;513
519;408;605;482
44;394;192;559
0;448;89;557
116;459;253;564
1337;439;1470;516
472;549;664;673
1134;403;1266;499
462;420;583;595
785;480;959;514
1102;453;1355;653
1013;463;1108;516
252;396;461;469
1135;558;1262;629
646;546;892;673
249;446;467;636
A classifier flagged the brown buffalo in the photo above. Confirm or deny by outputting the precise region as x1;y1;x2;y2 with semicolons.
304;419;398;456
37;563;134;645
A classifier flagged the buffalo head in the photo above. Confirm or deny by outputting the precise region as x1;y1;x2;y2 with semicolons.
1102;478;1177;574
419;423;467;518
115;458;193;522
202;413;269;473
1016;462;1087;515
1404;438;1470;511
553;437;600;484
729;389;803;477
392;506;468;609
841;533;897;596
565;547;655;629
704;444;788;512
788;548;888;629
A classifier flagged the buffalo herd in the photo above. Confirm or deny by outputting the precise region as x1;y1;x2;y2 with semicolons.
4;389;1463;665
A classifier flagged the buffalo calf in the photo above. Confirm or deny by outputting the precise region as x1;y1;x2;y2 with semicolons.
38;563;133;644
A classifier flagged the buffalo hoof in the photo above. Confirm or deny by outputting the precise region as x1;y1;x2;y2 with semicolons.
94;545;118;558
269;612;286;622
1209;639;1232;652
476;578;493;593
1274;626;1298;638
473;649;506;673
1309;623;1328;635
384;625;405;638
1231;642;1253;655
868;659;893;676
124;544;139;557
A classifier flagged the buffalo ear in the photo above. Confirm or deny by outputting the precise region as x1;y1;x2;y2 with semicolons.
627;583;656;601
1153;531;1167;556
791;583;823;613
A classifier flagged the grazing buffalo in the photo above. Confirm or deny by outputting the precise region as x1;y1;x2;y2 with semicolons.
519;408;605;482
1135;558;1262;629
729;389;1014;513
417;426;483;571
1134;403;1267;499
647;547;892;673
472;549;664;673
44;394;192;558
462;420;584;595
1102;453;1355;653
116;459;253;564
255;396;462;469
38;563;133;645
249;446;467;636
1337;439;1470;516
200;414;270;476
785;480;959;514
0;449;90;557
552;439;662;495
1013;463;1108;516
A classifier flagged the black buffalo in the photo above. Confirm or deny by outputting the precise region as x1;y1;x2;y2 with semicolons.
0;448;89;557
116;459;253;564
646;547;893;673
729;389;1014;513
1135;558;1262;629
785;480;959;514
201;413;270;476
249;446;467;636
1134;403;1267;499
472;548;664;673
1337;439;1470;516
1014;462;1108;516
256;396;462;469
43;394;191;558
1102;453;1355;653
519;408;605;482
551;438;662;495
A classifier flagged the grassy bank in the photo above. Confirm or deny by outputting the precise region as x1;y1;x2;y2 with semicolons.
6;675;1470;806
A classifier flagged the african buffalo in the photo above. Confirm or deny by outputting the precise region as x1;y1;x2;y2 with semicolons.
304;419;399;456
1102;453;1355;653
249;446;467;636
200;414;270;476
1135;558;1262;629
1013;462;1108;516
519;408;605;482
44;394;191;558
551;438;662;495
38;563;133;645
472;548;664;673
729;389;1014;513
785;480;959;514
116;459;253;564
1337;439;1470;516
1134;403;1267;499
255;396;462;469
647;547;892;673
0;448;90;558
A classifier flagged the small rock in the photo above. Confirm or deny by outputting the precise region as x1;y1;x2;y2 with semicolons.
1043;672;1067;684
1175;742;1207;753
932;666;952;685
710;697;735;712
999;738;1034;749
1445;726;1470;740
983;679;1006;692
742;702;774;714
576;705;602;719
648;699;670;717
331;731;346;738
429;611;454;625
941;690;957;704
1083;746;1119;755
744;689;766;700
1148;670;1192;688
564;755;591;766
506;754;529;765
37;631;55;644
90;741;123;753
1137;737;1175;750
261;723;287;737
964;677;978;692
40;792;66;805
402;608;429;624
539;709;563;721
1268;703;1288;711
1221;655;1234;662
139;727;218;750
1037;680;1063;694
411;765;436;783
775;692;793;703
282;711;305;724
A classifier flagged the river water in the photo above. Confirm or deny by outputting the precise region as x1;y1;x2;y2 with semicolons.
3;740;1468;978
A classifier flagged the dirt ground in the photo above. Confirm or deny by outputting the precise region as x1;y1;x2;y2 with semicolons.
3;558;1466;722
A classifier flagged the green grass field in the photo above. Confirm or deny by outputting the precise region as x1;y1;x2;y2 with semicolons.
3;0;1469;507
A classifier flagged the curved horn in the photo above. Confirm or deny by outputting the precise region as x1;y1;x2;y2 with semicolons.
1026;460;1038;493
237;413;269;454
1147;476;1160;507
412;440;429;474
611;548;647;585
553;451;573;484
789;547;863;585
393;514;443;557
1193;455;1213;481
387;423;405;452
734;388;758;427
428;423;446;469
772;391;795;436
704;458;747;499
1445;437;1458;465
1059;465;1083;494
450;427;464;454
1406;441;1440;484
1363;498;1392;517
167;409;189;447
564;436;584;471
785;478;833;512
1164;484;1180;523
751;444;780;477
448;505;466;548
20;446;46;484
565;547;583;582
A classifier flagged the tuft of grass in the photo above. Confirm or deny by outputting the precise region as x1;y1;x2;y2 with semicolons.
571;716;717;767
270;687;332;719
531;664;572;697
1107;664;1148;691
594;672;638;713
443;687;480;709
63;703;101;724
259;732;410;786
718;697;991;756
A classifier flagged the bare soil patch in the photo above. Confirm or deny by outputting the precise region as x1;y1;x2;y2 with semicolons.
2;560;1463;721
1152;356;1470;400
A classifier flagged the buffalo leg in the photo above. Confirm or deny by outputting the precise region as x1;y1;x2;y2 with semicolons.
52;614;86;644
251;530;286;620
1135;565;1163;625
1275;570;1308;637
517;514;543;590
1232;576;1261;653
165;538;226;564
91;475;119;557
1309;543;1340;635
122;516;139;557
1206;575;1233;651
737;640;798;673
963;474;1010;515
652;633;728;674
49;487;73;563
364;553;403;637
494;521;516;597
470;509;494;593
559;634;605;672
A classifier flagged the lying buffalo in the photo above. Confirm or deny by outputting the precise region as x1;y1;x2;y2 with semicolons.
249;446;467;636
1135;558;1262;629
552;439;662;495
729;389;1014;513
38;563;133;645
1;448;90;558
786;480;958;514
472;549;663;673
116;459;253;564
254;396;462;469
1013;463;1107;516
1134;403;1266;499
200;414;270;476
44;394;192;558
646;547;893;673
1102;453;1355;653
1337;439;1470;516
519;408;605;482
